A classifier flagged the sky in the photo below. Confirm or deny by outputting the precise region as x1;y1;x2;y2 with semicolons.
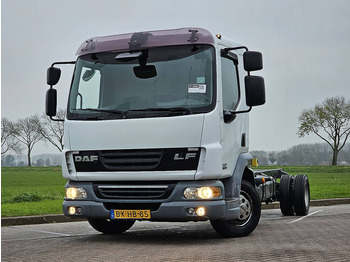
2;0;350;155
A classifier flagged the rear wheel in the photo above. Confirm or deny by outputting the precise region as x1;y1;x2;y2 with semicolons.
279;175;295;216
293;175;310;216
88;218;135;234
210;180;261;238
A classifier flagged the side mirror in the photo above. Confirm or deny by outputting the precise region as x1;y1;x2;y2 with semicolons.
46;88;57;117
245;75;265;107
47;67;61;86
243;51;263;72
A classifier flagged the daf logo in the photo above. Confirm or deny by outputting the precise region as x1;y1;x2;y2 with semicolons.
74;155;98;162
174;153;197;160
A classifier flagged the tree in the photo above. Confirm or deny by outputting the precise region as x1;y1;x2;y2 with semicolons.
1;118;22;155
14;115;43;167
268;151;277;165
339;144;350;164
297;96;350;166
36;158;45;167
277;144;331;166
4;154;16;167
38;109;65;152
250;150;269;166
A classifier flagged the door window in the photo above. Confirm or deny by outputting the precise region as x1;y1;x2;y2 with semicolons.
221;57;240;111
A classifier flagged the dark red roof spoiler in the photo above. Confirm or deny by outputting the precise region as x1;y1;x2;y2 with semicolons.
76;28;215;56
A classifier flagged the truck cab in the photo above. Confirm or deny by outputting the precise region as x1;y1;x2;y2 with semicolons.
46;27;270;237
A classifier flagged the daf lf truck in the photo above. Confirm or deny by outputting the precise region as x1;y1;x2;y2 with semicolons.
46;27;310;237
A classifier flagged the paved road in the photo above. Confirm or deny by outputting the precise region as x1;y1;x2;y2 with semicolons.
2;205;350;261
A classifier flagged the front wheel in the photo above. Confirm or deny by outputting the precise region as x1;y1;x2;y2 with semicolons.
210;180;261;238
88;218;135;234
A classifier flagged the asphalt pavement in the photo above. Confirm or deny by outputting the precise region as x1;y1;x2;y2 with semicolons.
2;204;350;262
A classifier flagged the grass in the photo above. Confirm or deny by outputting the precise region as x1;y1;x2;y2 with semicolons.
256;166;350;200
1;166;350;217
1;167;66;217
2;200;64;217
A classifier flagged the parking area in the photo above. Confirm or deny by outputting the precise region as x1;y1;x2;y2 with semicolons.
2;204;350;261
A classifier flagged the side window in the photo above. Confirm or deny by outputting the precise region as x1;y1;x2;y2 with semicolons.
77;67;101;109
221;57;239;110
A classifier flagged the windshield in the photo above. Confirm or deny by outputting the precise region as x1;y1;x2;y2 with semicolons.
67;45;215;120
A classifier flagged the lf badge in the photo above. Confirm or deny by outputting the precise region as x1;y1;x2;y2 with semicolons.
174;153;197;160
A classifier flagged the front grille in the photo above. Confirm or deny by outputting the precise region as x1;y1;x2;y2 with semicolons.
104;203;161;211
100;149;163;171
94;182;176;199
73;148;200;172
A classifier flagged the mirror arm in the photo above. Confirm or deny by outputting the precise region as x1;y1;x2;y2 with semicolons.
223;106;252;123
51;61;76;67
222;47;250;76
222;46;248;52
50;116;64;122
231;106;252;115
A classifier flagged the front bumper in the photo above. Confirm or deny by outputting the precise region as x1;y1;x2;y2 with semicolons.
64;199;229;221
63;180;240;221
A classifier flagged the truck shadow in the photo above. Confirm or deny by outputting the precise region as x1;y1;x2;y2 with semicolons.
83;221;239;245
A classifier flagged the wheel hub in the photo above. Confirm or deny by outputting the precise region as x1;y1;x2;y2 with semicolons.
239;193;252;221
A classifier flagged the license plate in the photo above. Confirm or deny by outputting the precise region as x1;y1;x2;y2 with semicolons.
110;209;151;219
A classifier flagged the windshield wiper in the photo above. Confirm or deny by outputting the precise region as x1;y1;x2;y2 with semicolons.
71;108;127;119
128;107;193;115
74;108;126;115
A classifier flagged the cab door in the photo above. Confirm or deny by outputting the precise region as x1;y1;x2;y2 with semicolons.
220;52;249;178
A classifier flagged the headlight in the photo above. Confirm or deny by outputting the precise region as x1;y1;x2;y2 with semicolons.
66;187;87;200
184;187;221;200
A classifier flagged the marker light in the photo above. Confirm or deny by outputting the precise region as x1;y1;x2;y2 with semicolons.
66;187;87;200
184;187;221;200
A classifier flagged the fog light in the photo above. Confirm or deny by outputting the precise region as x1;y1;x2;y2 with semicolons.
196;207;206;216
66;187;87;200
68;206;76;215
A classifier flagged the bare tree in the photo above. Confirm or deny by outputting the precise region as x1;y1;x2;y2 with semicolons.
297;96;350;165
1;118;22;155
38;109;65;152
14;115;43;166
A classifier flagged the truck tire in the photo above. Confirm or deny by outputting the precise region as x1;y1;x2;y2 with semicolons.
293;175;310;216
279;175;294;216
88;218;135;234
210;180;261;238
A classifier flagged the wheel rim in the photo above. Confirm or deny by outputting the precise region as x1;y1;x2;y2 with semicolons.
231;190;253;227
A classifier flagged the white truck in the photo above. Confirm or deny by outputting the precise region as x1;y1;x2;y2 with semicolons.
46;27;310;237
